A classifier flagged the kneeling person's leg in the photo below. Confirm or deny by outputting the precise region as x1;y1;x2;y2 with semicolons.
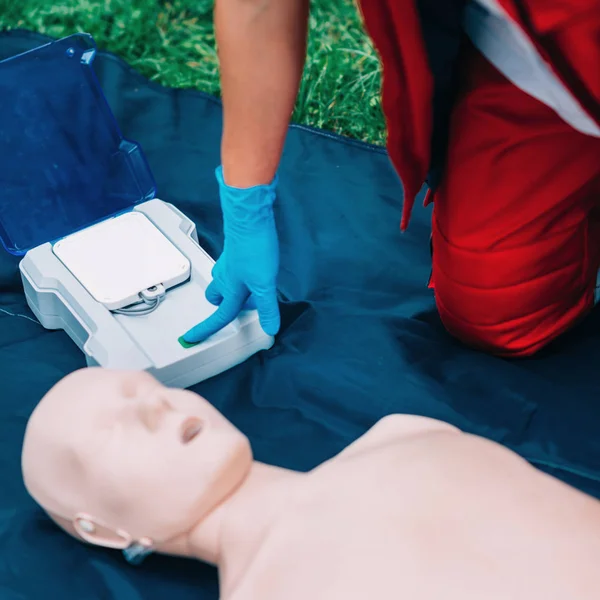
430;49;600;357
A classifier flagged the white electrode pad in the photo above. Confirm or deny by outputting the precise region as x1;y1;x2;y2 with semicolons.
52;211;190;310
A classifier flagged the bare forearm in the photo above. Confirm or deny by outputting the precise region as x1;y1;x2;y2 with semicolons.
215;0;309;187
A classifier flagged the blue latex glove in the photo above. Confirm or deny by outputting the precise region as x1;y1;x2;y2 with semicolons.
182;167;280;344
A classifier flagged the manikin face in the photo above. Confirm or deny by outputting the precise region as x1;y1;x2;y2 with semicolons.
21;368;252;547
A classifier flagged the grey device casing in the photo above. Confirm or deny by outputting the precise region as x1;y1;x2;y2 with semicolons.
19;199;274;389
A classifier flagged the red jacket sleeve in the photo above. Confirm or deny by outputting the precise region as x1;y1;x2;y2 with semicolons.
357;0;433;230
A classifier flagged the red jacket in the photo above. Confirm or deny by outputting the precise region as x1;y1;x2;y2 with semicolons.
358;0;600;230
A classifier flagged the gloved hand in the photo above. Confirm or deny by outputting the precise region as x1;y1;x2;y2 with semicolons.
182;166;280;344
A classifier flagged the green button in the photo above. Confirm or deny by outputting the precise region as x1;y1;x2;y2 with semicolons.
178;335;199;349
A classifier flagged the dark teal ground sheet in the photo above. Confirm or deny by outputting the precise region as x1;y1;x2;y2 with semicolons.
1;30;599;600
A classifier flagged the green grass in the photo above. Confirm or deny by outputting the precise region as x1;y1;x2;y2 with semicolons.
0;0;385;144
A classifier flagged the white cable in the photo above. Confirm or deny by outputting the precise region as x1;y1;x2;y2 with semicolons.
112;284;166;317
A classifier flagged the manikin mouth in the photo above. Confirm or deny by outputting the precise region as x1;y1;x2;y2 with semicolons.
180;417;203;444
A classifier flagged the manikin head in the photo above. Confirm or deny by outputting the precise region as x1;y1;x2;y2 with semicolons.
21;368;252;561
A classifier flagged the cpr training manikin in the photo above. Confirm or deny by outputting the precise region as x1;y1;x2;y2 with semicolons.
21;368;600;599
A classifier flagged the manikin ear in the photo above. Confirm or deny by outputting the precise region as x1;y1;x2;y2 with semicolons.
73;513;154;566
73;512;132;549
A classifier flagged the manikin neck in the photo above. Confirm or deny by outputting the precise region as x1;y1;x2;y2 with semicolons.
157;461;301;565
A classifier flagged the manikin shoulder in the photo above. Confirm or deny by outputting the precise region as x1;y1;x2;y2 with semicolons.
332;413;461;462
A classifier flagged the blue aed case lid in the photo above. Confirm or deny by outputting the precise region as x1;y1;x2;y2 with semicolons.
0;33;157;255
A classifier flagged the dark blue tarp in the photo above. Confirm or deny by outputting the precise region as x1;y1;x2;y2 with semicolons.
1;30;600;600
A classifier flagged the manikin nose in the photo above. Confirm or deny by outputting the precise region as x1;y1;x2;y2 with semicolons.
136;395;173;431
